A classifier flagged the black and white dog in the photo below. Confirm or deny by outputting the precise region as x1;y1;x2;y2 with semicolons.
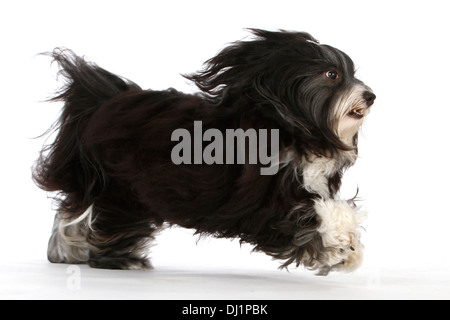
34;29;375;275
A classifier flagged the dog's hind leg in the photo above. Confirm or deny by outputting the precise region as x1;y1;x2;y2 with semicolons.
84;194;161;270
87;220;158;270
47;206;91;264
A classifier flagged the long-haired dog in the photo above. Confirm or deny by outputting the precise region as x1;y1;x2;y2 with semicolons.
33;29;375;275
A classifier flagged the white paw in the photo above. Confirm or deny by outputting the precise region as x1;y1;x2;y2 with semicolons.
47;214;89;264
123;259;153;270
314;199;365;275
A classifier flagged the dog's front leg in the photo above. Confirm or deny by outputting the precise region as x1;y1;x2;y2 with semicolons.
313;198;365;275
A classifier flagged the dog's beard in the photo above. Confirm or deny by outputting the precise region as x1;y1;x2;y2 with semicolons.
333;84;374;147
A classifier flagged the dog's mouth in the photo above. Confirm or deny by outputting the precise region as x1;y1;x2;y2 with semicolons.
342;88;375;120
348;106;366;119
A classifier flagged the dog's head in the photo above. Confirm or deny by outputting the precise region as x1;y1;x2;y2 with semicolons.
187;29;375;156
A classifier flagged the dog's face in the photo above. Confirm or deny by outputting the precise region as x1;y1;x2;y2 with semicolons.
307;41;376;146
188;29;375;154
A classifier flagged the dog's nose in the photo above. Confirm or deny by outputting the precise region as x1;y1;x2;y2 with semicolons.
363;91;376;107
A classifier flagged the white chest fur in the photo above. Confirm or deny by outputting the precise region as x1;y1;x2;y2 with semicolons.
301;156;337;198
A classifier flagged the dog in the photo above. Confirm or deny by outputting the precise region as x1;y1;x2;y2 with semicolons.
33;29;375;275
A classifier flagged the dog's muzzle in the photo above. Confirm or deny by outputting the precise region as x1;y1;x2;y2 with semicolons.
363;91;376;107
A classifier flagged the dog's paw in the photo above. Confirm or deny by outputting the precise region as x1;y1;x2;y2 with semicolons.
88;253;153;270
314;199;365;275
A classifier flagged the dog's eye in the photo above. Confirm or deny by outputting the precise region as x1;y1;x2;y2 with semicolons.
325;70;339;80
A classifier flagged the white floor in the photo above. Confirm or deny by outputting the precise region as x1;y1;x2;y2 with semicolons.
2;224;450;300
2;259;449;300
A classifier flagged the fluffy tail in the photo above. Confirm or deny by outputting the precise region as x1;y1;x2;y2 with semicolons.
33;48;141;214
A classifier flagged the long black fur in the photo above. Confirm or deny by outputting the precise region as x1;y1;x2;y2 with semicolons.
34;30;368;270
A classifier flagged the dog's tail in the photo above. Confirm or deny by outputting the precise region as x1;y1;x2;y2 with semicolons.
33;48;141;214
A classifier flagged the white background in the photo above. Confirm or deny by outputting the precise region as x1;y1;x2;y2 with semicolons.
1;0;450;299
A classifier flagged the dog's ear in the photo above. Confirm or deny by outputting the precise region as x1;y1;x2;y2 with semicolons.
184;29;319;105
